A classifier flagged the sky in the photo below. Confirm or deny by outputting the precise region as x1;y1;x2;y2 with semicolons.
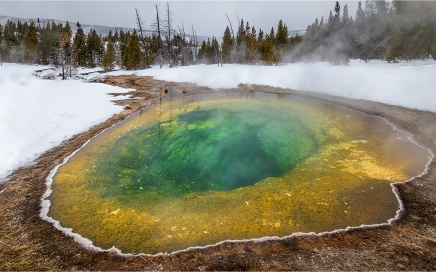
0;1;360;37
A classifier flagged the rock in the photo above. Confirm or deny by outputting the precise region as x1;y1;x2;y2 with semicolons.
40;70;57;80
86;72;104;82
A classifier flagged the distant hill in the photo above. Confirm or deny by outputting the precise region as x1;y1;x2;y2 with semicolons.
2;15;306;42
0;15;136;36
0;14;209;43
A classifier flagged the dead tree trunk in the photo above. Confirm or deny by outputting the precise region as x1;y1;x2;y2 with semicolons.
191;25;197;63
135;8;150;68
154;4;163;68
166;2;173;68
225;13;236;42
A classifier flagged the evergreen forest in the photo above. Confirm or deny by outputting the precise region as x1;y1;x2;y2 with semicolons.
0;0;434;76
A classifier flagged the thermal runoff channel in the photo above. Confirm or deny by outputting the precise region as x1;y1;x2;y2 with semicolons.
46;91;430;254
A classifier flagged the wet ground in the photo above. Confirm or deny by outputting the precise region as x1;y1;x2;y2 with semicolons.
0;75;435;270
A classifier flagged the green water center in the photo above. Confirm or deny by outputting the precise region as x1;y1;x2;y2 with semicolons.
95;101;315;202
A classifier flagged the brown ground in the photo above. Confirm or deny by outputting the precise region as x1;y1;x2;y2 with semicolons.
0;75;435;270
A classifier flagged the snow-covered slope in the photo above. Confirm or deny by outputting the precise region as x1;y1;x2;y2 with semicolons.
0;64;129;181
109;59;436;113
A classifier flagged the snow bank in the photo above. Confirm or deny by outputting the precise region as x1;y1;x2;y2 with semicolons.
108;59;436;112
0;63;130;181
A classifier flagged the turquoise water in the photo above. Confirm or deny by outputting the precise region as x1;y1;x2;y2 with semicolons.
91;99;316;202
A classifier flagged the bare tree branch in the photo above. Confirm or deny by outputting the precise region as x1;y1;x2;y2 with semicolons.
225;13;235;41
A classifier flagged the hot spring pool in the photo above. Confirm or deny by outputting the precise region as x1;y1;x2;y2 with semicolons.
44;91;430;254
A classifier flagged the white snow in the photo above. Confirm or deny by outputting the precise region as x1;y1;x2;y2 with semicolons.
0;63;130;181
1;60;435;181
39;69;58;80
108;59;436;113
85;72;105;82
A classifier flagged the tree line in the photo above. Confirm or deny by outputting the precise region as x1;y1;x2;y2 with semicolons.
0;0;434;73
298;0;436;64
0;3;199;74
198;19;302;65
197;0;435;65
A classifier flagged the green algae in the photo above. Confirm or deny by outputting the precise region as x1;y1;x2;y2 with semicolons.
91;99;316;202
47;91;430;254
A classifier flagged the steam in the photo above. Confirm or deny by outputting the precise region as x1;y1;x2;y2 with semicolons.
131;59;436;113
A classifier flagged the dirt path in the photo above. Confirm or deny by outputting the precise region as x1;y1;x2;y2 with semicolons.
0;76;435;270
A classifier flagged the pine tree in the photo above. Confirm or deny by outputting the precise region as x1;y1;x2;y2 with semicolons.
261;27;276;64
257;28;264;45
119;29;129;66
342;4;350;24
3;21;18;62
64;21;72;37
211;36;220;64
276;20;288;46
328;11;334;24
206;38;212;62
355;1;365;23
38;21;60;65
73;22;86;67
236;19;246;63
197;40;208;63
245;25;258;63
334;1;341;21
101;39;116;71
25;22;38;63
275;19;289;62
122;29;144;70
221;26;234;63
114;29;119;42
86;29;103;67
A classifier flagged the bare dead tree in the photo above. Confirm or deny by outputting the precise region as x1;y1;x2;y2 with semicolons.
165;2;173;67
135;8;150;68
151;4;163;68
178;21;187;66
191;25;197;63
225;13;236;42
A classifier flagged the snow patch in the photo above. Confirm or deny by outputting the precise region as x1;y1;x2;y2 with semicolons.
107;59;436;112
0;63;131;182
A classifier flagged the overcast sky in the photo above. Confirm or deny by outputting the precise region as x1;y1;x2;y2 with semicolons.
1;1;361;37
